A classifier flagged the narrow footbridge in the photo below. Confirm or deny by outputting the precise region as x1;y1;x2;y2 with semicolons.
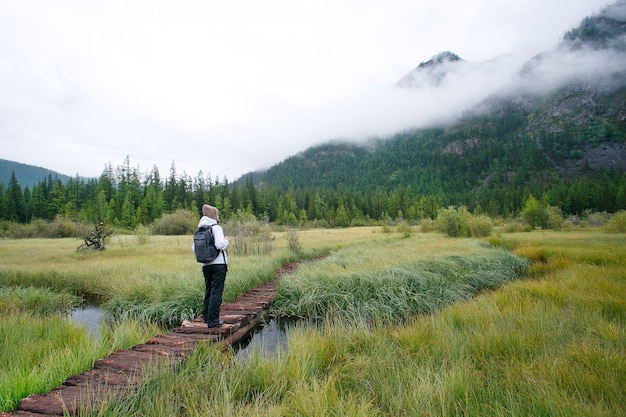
1;262;301;417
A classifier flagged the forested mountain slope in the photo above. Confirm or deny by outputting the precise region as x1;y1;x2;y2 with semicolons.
2;3;626;226
251;1;626;216
0;159;72;188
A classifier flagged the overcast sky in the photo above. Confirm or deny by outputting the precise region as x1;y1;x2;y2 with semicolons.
0;0;612;181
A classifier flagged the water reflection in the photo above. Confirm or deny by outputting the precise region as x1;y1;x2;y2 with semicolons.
235;318;292;359
66;306;299;357
68;305;105;337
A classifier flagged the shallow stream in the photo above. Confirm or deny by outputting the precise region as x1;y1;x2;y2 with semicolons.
67;304;293;358
68;304;105;336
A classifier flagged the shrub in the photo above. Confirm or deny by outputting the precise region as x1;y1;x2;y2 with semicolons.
435;206;492;237
584;210;611;227
521;195;548;229
380;224;393;234
419;218;436;233
395;221;414;237
503;222;523;233
546;205;564;230
0;217;88;239
465;214;492;237
227;214;274;255
604;210;626;233
286;227;303;254
562;219;576;231
152;209;197;235
135;224;152;245
435;207;463;237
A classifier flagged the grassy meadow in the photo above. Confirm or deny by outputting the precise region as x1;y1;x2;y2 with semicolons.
0;227;380;411
1;227;625;415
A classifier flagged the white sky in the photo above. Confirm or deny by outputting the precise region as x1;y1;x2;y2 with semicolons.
0;0;611;181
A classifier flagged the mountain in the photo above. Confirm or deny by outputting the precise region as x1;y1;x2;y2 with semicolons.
395;51;465;88
0;159;72;188
242;1;626;215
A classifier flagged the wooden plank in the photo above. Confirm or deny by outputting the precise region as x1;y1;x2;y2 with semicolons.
18;384;127;416
4;264;303;416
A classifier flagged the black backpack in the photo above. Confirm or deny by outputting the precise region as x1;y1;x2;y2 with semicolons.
193;225;221;263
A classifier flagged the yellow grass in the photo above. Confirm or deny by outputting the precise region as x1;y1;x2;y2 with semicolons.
2;228;625;416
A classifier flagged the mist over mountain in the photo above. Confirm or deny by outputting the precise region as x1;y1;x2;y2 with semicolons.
395;51;466;88
3;2;626;222
245;1;626;215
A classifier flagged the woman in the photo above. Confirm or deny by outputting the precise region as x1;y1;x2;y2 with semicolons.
194;204;229;328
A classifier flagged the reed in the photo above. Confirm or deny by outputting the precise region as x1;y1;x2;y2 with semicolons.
91;229;625;416
0;285;80;315
273;235;528;322
0;233;330;326
3;228;624;416
0;313;160;412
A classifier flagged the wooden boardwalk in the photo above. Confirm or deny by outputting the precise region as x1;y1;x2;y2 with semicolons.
1;265;296;417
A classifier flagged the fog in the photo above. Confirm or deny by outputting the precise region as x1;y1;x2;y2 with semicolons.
0;0;616;180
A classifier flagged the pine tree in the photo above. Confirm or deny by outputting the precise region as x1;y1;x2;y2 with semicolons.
5;171;26;222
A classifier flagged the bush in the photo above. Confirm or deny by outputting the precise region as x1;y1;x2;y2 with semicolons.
380;224;393;234
546;205;564;230
435;207;463;237
152;209;197;235
419;218;436;233
435;206;492;238
286;227;303;254
521;196;548;229
466;214;493;237
0;217;88;239
135;224;152;245
584;210;611;227
503;221;531;233
227;214;274;255
395;221;414;237
604;210;626;233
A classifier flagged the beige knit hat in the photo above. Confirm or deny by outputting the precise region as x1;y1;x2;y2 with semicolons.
202;204;219;221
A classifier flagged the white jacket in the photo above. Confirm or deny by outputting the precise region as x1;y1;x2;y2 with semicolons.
192;216;229;265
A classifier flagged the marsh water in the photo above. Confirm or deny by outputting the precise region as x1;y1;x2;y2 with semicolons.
234;318;293;358
67;304;294;358
68;304;106;336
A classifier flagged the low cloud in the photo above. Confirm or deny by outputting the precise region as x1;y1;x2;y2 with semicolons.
0;0;615;181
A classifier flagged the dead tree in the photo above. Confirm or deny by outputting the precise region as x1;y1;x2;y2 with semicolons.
78;222;113;251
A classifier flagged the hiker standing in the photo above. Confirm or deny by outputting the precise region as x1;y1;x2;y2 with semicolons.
194;204;229;328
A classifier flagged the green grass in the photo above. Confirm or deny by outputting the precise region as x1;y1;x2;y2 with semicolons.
2;228;625;416
0;227;377;412
0;233;332;326
273;237;528;322
0;285;81;315
89;229;625;416
0;312;160;412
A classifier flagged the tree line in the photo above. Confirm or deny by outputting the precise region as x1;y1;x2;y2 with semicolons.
1;150;625;230
0;158;443;228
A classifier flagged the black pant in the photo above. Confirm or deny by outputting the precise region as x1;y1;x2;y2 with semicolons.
202;263;227;326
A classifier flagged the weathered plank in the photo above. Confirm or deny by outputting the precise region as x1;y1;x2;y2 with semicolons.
3;259;310;416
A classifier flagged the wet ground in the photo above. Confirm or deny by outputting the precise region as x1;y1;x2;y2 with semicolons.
5;280;280;416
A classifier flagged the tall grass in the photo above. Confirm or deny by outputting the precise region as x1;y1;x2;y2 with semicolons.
0;234;327;326
0;285;80;315
273;236;528;322
90;230;625;416
0;312;160;412
4;228;624;416
0;227;384;412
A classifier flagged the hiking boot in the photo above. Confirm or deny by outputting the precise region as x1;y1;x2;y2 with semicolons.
207;320;224;328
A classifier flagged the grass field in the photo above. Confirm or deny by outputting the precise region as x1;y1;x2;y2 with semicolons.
1;227;625;415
